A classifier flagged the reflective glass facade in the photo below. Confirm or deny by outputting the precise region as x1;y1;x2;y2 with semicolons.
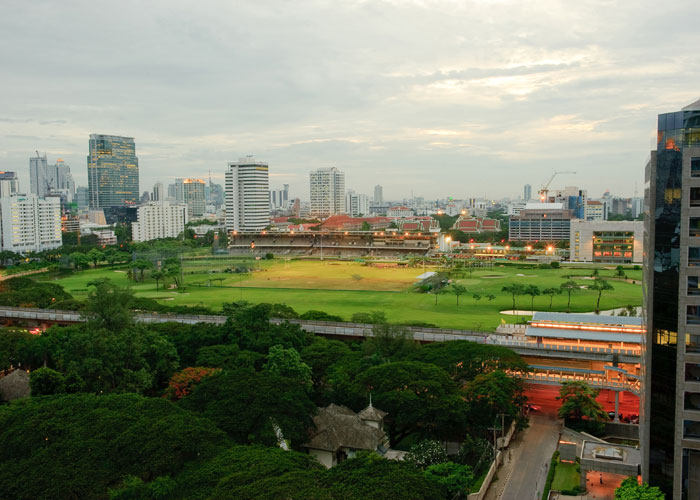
87;135;139;209
645;104;700;498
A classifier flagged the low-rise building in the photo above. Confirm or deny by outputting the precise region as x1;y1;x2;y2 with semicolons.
584;200;605;221
386;206;413;218
132;201;188;242
508;203;572;241
452;216;501;233
569;220;643;263
0;195;62;253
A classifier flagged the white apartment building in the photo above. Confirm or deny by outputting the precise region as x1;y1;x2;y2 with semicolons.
584;200;605;221
131;201;188;242
569;220;643;263
183;178;206;218
345;191;370;217
310;167;345;217
225;158;271;232
0;195;61;253
387;206;414;218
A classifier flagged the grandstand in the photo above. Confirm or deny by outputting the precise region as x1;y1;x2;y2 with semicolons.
227;231;438;258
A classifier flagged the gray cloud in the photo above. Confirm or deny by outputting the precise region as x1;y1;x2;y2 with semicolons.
0;0;698;200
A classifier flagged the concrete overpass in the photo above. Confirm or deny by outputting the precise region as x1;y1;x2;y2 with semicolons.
0;306;639;364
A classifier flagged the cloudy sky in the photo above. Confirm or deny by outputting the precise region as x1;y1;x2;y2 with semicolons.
1;0;698;201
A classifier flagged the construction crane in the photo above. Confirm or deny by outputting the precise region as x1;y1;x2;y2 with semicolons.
538;171;576;202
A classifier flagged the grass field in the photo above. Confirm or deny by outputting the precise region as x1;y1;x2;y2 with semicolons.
42;260;642;331
551;460;580;492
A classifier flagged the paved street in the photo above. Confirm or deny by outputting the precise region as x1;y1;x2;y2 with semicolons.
485;414;561;500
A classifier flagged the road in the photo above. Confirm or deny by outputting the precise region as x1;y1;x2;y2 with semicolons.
485;414;560;500
524;383;640;419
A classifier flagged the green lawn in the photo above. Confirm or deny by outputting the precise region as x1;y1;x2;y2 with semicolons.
551;460;580;492
41;260;642;331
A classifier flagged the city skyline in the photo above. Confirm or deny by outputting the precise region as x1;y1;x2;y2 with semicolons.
2;1;698;199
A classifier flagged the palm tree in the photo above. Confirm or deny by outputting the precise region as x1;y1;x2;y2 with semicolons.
560;280;579;313
589;279;614;313
524;285;540;313
542;287;562;310
502;283;526;312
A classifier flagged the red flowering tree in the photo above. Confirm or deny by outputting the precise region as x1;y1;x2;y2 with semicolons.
164;366;221;400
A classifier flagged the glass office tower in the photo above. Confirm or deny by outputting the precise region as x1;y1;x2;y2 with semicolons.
87;134;139;209
644;98;700;498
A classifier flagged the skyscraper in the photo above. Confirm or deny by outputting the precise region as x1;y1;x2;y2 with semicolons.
225;157;270;231
643;98;700;498
374;184;383;205
310;167;345;217
151;182;163;202
183;178;206;218
29;152;48;197
523;184;532;201
87;134;139;209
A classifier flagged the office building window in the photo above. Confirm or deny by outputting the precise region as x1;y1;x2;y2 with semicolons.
691;248;700;266
687;363;700;381
685;392;700;411
683;420;700;439
688;305;700;325
692;218;700;237
692;187;700;207
692;157;700;177
690;277;700;295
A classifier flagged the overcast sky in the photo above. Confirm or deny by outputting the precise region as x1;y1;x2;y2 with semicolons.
1;0;698;201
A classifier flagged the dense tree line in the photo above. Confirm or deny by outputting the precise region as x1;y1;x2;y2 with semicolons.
0;278;527;498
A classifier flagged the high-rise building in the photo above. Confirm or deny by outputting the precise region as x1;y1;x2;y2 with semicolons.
345;191;370;217
29;152;48;197
310;167;345;217
374;184;383;205
270;184;290;210
225;158;270;232
524;184;532;201
131;201;188;242
87;134;139;209
151;182;163;202
0;195;61;253
183;178;206;218
0;172;19;198
643;98;700;498
76;186;89;209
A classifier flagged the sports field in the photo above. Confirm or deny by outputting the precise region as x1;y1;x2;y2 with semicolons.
45;259;642;330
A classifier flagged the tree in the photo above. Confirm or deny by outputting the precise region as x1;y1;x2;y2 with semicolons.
29;367;65;395
0;393;227;500
361;221;371;231
83;278;134;332
559;280;579;313
615;265;627;278
164;258;182;288
70;251;90;270
614;477;664;500
264;345;313;388
450;283;467;306
557;381;607;422
87;248;104;268
151;270;165;291
501;283;526;312
424;462;475;497
404;440;448;469
472;292;482;304
355;361;468;444
164;366;221;400
524;284;540;313
590;279;614;313
463;370;524;431
542;287;561;310
180;368;315;448
363;323;417;362
133;259;153;281
433;287;447;306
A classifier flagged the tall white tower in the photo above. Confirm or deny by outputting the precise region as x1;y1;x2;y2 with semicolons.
225;157;270;232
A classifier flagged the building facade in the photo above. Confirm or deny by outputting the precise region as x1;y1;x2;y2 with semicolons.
87;134;139;209
0;172;19;198
345;191;370;217
643;98;700;498
569;220;643;264
270;184;289;210
584;200;605;221
0;195;61;253
508;203;572;241
183;178;205;218
131;201;188;242
374;184;383;205
310;167;345;217
524;184;532;201
225;158;270;232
